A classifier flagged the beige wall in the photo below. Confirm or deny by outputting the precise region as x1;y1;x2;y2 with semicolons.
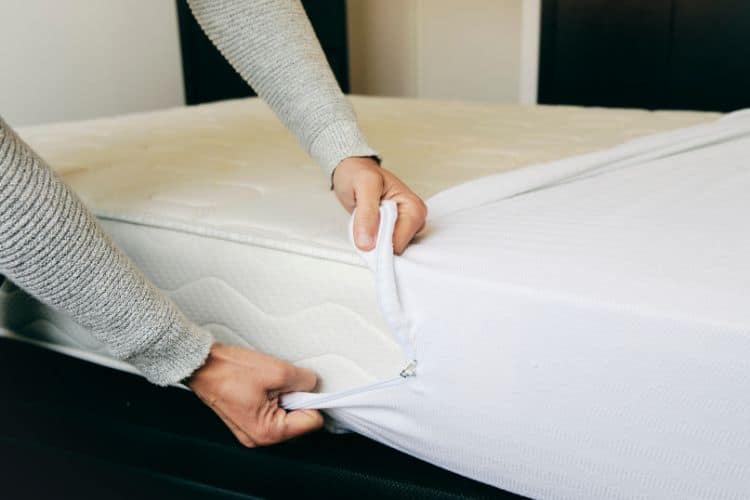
347;0;419;97
0;0;184;126
347;0;540;103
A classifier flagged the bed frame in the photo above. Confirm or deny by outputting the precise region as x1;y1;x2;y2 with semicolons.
0;338;514;499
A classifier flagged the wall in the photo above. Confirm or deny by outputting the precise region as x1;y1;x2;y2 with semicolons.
0;0;541;127
0;0;184;126
347;0;419;97
347;0;540;103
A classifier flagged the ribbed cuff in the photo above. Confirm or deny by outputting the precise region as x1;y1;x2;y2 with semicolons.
126;321;214;386
309;120;380;178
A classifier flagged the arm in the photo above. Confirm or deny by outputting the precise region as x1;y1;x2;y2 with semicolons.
188;0;427;253
0;117;211;386
0;117;322;444
186;0;375;177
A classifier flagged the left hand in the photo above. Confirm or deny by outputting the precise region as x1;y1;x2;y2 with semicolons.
332;156;427;255
188;343;323;447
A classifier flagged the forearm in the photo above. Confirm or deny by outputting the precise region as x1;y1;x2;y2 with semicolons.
0;117;213;385
187;0;378;177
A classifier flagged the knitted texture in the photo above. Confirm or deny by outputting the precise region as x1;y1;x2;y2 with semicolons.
187;0;378;177
0;117;213;385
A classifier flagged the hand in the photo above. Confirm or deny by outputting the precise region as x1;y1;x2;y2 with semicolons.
188;343;323;447
332;156;427;255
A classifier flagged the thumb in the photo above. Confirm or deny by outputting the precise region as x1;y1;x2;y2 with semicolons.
353;180;383;251
281;409;324;440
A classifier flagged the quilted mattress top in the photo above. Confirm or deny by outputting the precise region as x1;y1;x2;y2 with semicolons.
18;96;717;263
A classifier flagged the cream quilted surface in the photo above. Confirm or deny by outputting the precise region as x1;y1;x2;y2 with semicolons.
20;96;717;262
1;97;717;391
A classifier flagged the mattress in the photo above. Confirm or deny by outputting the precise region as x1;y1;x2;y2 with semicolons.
0;96;716;394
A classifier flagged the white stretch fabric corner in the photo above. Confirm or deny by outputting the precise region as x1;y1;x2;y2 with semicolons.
284;110;750;499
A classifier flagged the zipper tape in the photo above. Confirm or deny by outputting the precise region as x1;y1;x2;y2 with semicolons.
281;375;406;411
351;200;416;362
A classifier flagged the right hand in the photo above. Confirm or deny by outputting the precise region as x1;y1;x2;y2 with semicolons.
332;156;427;255
188;343;323;447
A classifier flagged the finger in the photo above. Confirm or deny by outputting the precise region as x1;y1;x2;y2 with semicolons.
353;176;383;251
272;364;319;394
280;409;325;441
393;201;427;255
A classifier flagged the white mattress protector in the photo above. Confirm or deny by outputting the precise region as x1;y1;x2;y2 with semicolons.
286;109;750;499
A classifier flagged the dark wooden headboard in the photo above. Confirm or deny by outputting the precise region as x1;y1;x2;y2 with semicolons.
538;0;750;112
175;0;349;105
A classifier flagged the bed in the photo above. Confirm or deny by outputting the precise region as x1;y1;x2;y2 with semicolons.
3;96;739;498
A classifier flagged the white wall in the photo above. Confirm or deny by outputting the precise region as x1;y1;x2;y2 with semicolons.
347;0;540;103
0;0;185;126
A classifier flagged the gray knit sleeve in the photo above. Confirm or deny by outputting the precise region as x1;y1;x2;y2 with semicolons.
187;0;379;178
0;117;213;386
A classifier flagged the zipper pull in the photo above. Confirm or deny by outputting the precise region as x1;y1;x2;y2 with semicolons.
399;360;417;378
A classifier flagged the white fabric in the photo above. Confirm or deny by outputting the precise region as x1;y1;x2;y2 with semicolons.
283;109;750;499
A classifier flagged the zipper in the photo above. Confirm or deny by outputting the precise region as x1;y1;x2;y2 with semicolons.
399;360;417;378
367;200;418;366
281;201;418;412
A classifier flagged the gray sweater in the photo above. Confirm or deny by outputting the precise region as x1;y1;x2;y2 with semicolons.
0;0;377;385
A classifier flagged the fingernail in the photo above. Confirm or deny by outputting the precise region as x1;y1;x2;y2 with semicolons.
357;231;374;249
